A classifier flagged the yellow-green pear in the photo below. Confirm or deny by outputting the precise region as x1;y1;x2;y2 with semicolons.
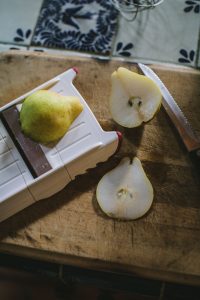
96;157;153;220
20;90;83;143
109;67;162;127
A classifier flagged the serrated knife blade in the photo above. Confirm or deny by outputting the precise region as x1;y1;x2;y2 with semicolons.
138;63;200;158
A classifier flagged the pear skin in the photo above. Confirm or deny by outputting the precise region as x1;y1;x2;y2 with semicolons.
20;90;83;143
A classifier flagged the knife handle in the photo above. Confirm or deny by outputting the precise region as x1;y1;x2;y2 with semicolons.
189;149;200;174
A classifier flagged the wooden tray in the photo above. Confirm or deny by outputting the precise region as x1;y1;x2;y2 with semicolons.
0;51;200;285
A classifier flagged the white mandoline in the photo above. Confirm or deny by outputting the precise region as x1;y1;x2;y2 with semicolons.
0;68;121;222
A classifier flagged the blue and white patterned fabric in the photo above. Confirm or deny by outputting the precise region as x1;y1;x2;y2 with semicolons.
32;0;119;55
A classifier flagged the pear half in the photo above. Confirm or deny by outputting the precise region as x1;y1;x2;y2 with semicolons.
96;157;153;220
20;90;83;143
109;67;162;127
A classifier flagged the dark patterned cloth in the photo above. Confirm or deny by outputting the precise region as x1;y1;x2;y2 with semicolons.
32;0;119;55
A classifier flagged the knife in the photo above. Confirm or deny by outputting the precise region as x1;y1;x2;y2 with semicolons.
138;63;200;165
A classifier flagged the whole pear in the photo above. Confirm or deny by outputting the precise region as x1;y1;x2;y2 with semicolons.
20;90;83;143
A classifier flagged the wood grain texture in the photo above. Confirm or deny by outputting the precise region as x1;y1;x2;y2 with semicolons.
0;52;200;285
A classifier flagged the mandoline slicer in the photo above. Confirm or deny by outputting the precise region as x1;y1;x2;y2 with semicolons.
0;68;121;222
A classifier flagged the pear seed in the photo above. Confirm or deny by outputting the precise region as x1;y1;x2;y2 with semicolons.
117;188;133;199
128;96;142;108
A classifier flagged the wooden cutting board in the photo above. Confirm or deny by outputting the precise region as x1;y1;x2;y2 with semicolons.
0;52;200;285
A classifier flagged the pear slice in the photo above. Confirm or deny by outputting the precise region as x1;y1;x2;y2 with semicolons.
20;90;83;143
96;157;153;220
109;67;162;127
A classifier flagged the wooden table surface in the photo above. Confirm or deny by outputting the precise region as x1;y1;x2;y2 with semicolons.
0;52;200;286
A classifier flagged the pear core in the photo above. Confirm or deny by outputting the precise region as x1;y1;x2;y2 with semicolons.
20;90;83;143
109;67;162;128
96;157;153;220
